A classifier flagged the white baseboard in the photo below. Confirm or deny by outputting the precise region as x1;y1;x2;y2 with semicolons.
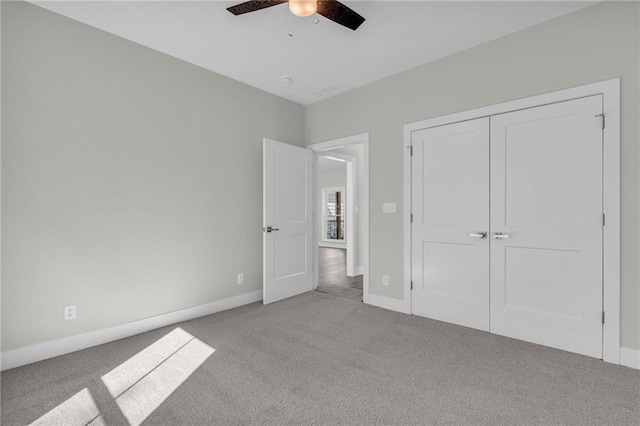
4;289;633;372
1;290;263;371
346;266;364;278
367;293;410;314
365;297;639;369
620;347;640;370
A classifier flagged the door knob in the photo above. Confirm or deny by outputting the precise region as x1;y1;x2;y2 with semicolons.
468;232;487;239
493;232;510;240
264;226;280;233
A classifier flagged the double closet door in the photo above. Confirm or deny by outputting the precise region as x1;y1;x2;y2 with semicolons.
411;95;604;358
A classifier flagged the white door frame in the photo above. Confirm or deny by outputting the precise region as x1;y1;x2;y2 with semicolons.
317;152;356;275
403;78;620;364
309;133;370;303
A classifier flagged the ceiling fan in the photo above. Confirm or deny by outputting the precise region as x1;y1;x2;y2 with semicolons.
227;0;366;31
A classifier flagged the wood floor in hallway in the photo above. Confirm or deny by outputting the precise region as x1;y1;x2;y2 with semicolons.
316;247;363;301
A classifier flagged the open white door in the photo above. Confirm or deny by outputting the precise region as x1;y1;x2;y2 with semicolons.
263;139;314;304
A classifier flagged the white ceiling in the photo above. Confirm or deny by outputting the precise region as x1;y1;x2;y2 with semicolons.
31;1;596;105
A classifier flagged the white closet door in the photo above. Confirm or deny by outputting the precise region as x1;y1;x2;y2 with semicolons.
411;118;490;331
490;95;603;358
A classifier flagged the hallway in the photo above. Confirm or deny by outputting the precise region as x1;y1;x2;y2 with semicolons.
316;247;363;301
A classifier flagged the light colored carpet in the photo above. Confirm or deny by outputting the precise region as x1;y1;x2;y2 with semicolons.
2;291;639;425
316;282;363;301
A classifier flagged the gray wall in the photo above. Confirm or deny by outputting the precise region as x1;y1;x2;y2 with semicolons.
305;2;640;350
1;2;304;352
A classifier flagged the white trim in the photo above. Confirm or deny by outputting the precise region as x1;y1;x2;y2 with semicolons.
318;241;347;249
1;290;262;371
354;266;364;276
620;347;640;370
368;294;411;314
402;123;413;315
404;78;621;364
312;153;320;290
309;133;366;152
601;79;621;364
309;133;370;304
404;79;620;133
345;158;356;276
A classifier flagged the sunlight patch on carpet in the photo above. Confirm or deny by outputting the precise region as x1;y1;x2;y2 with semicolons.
102;327;214;426
113;338;214;425
29;388;103;426
29;328;214;426
101;327;195;399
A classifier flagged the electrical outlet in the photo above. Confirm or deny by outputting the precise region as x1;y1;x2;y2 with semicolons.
382;275;389;286
64;305;76;320
237;273;245;284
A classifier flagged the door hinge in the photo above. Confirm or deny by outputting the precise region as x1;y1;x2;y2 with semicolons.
409;146;413;156
596;113;605;130
411;281;413;290
410;213;413;223
602;213;606;227
602;311;605;324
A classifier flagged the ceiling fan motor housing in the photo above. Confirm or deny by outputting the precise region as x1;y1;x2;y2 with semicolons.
227;0;365;31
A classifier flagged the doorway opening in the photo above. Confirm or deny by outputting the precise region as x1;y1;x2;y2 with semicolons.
309;134;369;303
317;246;362;301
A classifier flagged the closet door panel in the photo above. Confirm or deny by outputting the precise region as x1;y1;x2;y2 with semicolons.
411;118;490;331
490;95;603;358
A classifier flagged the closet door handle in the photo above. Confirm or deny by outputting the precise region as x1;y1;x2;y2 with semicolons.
468;232;487;239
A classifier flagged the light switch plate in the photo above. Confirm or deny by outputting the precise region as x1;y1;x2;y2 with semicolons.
383;202;396;213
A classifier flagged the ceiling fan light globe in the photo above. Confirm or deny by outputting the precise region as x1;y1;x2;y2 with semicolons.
289;0;317;17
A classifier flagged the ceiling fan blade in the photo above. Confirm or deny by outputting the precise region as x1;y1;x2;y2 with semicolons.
227;0;288;16
316;0;365;31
